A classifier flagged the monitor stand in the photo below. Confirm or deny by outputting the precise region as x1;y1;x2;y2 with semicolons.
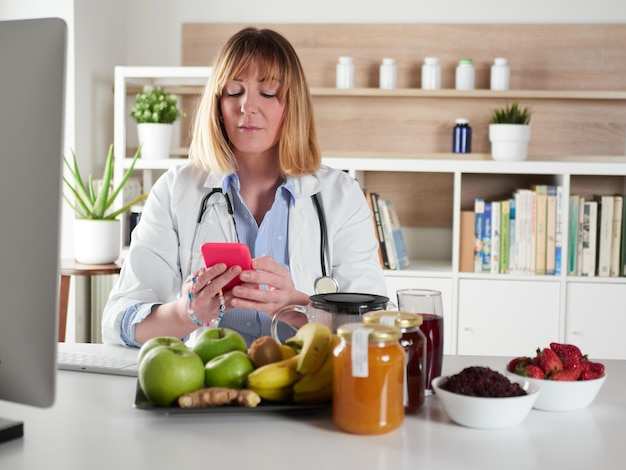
0;416;23;444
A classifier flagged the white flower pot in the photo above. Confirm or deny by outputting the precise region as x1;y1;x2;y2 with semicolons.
137;123;173;160
74;219;120;264
489;124;532;161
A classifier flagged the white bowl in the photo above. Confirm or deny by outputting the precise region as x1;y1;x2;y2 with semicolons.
505;371;607;412
432;374;540;429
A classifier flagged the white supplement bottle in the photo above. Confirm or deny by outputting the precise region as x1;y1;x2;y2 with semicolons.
379;57;398;89
421;57;441;90
455;58;475;90
490;57;510;91
336;56;355;89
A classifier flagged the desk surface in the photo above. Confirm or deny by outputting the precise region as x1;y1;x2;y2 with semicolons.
1;344;624;470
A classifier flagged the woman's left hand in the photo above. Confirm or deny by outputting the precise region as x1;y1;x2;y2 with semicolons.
230;255;309;314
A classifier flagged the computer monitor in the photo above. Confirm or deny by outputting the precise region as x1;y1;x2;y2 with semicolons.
0;17;66;444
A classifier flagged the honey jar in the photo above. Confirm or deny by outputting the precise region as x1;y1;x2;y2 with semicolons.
363;311;426;413
332;323;405;434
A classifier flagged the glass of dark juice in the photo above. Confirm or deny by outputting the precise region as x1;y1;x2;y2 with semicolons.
396;289;444;396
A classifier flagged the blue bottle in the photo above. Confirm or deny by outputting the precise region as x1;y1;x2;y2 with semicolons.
453;118;472;153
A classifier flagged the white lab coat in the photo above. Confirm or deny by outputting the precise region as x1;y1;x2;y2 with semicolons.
101;161;387;345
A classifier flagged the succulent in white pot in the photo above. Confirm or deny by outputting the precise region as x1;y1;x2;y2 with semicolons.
63;144;146;264
130;86;186;160
489;101;532;161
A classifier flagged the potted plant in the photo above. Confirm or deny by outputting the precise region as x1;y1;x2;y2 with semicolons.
488;101;532;161
63;144;147;264
130;86;186;160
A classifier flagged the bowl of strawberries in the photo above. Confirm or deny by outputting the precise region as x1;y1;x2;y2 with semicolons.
505;342;607;412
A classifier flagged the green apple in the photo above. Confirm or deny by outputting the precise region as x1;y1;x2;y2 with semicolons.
192;327;247;364
137;336;186;366
204;350;255;389
139;344;205;407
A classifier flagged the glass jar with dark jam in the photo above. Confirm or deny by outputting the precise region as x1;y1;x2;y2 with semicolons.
363;311;426;413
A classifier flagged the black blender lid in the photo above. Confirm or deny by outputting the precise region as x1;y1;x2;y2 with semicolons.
309;292;389;314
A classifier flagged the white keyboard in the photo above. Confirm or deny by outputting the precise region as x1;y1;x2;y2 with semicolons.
57;350;138;377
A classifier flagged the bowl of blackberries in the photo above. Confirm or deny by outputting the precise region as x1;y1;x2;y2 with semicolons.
432;366;540;429
505;342;607;412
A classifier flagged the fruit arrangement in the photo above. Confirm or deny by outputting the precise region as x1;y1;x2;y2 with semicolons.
137;323;337;408
507;342;606;381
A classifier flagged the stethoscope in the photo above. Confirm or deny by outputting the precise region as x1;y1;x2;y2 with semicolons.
187;187;339;294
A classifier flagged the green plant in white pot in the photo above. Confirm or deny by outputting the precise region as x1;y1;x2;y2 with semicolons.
63;144;147;264
130;86;186;160
488;101;532;161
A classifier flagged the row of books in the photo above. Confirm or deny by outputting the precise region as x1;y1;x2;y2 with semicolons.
568;194;625;277
367;192;410;270
466;186;626;277
471;185;564;275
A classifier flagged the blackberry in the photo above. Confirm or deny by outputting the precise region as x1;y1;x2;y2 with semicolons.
441;366;526;397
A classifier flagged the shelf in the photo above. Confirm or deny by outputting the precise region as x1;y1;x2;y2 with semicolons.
310;88;626;100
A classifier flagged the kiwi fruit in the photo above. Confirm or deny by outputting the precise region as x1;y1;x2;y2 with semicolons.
248;336;283;367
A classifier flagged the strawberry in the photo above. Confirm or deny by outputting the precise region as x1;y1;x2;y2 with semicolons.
522;364;545;379
551;368;582;381
507;356;531;373
535;347;563;374
580;370;602;381
550;342;583;369
589;361;605;375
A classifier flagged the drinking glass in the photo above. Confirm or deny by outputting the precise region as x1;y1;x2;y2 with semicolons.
396;289;444;396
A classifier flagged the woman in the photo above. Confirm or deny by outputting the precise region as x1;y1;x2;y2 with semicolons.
102;27;386;347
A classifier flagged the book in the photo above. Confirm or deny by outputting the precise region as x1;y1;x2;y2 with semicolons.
365;191;385;269
610;195;623;277
533;185;548;275
576;196;586;276
581;200;598;277
459;210;475;273
595;195;614;277
369;192;390;269
545;185;557;275
508;198;516;275
529;189;537;275
377;197;398;270
500;199;511;274
514;189;532;275
482;201;492;273
568;195;580;275
621;194;626;277
554;186;564;276
490;201;501;274
383;198;410;270
474;198;485;273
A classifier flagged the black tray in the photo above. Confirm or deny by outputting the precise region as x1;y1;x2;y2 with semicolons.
133;382;331;415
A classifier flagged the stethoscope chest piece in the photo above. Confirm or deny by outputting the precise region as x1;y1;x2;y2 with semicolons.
314;275;339;294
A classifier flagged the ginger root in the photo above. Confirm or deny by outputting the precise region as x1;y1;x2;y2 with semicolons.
178;387;261;408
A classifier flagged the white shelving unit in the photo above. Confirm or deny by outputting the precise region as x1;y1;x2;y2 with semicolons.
114;66;626;359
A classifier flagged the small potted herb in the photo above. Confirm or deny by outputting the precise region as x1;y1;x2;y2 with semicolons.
130;86;186;160
63;144;147;263
489;101;532;161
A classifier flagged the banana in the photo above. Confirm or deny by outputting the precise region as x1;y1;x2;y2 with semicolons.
279;343;298;359
286;322;331;375
293;334;340;403
245;355;300;390
247;384;294;403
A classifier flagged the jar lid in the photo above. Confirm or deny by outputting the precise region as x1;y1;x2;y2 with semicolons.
362;311;423;328
338;56;353;64
424;57;439;64
455;118;469;125
382;57;395;65
337;322;401;342
309;293;389;314
458;58;473;65
494;57;508;65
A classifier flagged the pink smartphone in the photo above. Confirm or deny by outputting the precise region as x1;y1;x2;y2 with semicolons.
201;242;252;292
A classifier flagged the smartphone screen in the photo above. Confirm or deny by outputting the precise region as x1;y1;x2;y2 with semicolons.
201;242;252;292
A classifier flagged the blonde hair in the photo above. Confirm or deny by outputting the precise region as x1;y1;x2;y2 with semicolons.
189;27;321;176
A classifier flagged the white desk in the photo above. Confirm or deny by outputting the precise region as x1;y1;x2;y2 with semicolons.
1;344;624;470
